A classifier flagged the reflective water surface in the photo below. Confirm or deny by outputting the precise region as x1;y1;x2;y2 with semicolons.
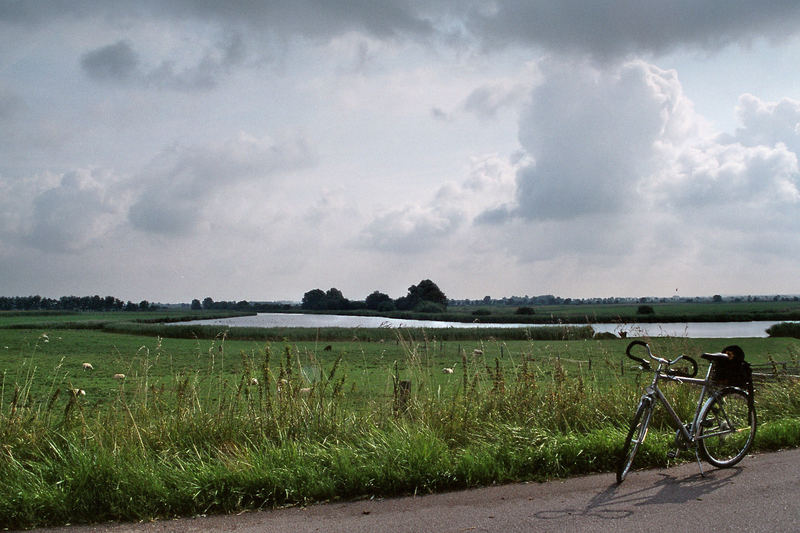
169;313;785;338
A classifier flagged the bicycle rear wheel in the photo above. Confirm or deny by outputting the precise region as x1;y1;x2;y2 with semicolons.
698;387;756;468
616;398;652;483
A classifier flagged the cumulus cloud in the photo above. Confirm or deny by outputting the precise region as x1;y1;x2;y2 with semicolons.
499;60;695;221
128;133;316;236
359;154;518;253
471;58;800;277
729;94;800;153
26;169;124;253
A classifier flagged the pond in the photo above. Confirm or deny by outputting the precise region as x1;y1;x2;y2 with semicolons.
168;313;785;338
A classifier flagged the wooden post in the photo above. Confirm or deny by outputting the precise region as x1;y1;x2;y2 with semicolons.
396;380;411;414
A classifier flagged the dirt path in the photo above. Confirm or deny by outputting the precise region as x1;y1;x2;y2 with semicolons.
21;448;800;533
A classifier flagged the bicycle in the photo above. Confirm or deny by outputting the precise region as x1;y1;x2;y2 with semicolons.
616;340;756;484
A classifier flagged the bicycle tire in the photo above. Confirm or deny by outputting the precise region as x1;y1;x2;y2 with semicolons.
698;387;756;468
616;398;652;483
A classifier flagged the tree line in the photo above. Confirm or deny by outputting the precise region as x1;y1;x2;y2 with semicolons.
0;295;155;312
301;279;448;313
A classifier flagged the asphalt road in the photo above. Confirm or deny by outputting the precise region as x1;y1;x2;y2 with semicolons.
22;448;800;533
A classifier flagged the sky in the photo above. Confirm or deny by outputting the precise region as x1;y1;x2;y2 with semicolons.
1;1;800;303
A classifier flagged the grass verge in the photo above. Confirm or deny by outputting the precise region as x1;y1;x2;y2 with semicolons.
0;333;799;529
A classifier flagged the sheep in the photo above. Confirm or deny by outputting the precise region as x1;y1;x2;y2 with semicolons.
250;377;259;386
442;367;454;374
473;349;484;355
113;373;125;380
68;388;86;397
82;362;94;371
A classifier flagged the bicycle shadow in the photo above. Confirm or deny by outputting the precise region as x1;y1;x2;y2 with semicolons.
534;467;743;521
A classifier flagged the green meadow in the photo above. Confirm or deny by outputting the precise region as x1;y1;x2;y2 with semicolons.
1;316;800;529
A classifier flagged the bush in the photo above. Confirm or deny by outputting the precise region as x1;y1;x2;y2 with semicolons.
515;307;535;315
472;309;491;316
414;301;445;313
637;305;655;315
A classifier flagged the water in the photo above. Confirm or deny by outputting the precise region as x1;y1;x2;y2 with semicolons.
168;313;785;338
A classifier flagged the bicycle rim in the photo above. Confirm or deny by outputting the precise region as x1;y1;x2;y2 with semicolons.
699;388;756;468
616;399;651;483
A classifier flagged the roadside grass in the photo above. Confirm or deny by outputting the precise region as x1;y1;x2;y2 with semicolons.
0;330;799;529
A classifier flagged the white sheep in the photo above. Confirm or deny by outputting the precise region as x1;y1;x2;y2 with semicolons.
442;367;454;374
113;373;125;380
69;388;86;396
250;377;259;386
82;362;94;371
473;349;484;355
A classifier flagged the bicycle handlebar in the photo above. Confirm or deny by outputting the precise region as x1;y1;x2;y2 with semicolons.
624;340;698;378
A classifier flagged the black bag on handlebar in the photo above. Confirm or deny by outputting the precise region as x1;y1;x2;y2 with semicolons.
709;345;753;392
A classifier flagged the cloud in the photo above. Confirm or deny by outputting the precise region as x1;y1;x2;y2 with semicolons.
81;33;245;91
501;60;696;221
26;169;124;253
358;154;518;253
462;80;530;119
463;1;800;61
128;133;316;236
729;94;800;153
81;40;140;81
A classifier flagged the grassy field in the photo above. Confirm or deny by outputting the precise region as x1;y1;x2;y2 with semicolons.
1;317;800;528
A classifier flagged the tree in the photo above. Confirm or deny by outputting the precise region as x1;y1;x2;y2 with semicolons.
191;299;202;310
637;305;655;315
395;279;447;311
365;291;392;310
302;289;327;310
139;300;150;311
202;297;214;310
712;294;722;303
325;288;349;310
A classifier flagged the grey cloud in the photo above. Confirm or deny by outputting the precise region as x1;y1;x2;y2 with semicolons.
10;1;800;62
82;33;245;91
81;41;139;81
464;1;800;61
26;170;121;253
128;135;316;236
462;82;528;119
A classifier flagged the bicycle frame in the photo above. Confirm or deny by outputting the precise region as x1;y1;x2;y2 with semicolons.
638;361;713;447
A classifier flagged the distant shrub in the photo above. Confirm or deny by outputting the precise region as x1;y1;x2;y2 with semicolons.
472;309;491;316
766;322;800;339
515;306;535;315
415;301;445;313
637;305;655;315
593;332;618;340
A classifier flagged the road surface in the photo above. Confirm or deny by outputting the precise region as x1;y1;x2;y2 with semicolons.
21;448;800;532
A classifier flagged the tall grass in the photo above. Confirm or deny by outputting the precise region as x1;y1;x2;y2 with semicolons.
1;333;800;529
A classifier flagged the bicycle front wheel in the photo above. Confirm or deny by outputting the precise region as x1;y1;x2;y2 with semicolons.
699;387;756;468
616;398;652;483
